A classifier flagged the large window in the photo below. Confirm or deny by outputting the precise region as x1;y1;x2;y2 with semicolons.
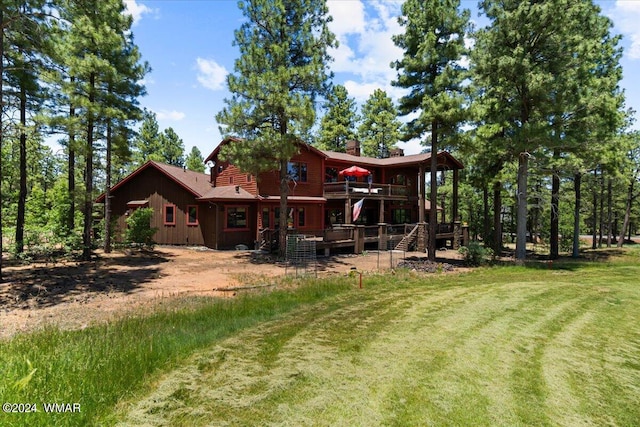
164;204;176;225
226;206;248;229
298;207;305;227
391;208;411;224
287;162;308;182
186;205;198;226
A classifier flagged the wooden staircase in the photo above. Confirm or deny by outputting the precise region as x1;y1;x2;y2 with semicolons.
395;224;419;251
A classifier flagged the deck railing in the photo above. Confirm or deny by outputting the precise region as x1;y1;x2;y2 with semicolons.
323;181;408;197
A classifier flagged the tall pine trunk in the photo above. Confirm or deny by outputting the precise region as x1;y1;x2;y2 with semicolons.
278;158;289;258
598;174;604;247
515;152;529;261
493;180;502;255
572;172;581;258
592;168;598;249
606;178;612;247
104;121;112;253
82;73;96;261
68;77;76;236
482;184;490;244
617;176;635;248
15;84;27;254
428;122;438;261
550;169;560;259
0;9;4;281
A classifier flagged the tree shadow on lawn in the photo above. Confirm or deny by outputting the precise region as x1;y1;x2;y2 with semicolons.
495;247;630;271
0;250;173;310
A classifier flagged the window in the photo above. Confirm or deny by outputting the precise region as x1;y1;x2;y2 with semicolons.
261;207;270;229
298;207;306;227
392;208;411;224
164;204;176;225
247;174;252;183
325;167;338;183
226;206;248;229
186;205;198;226
229;176;234;184
287;162;308;182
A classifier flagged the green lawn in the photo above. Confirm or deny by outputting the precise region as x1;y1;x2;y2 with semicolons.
1;248;639;426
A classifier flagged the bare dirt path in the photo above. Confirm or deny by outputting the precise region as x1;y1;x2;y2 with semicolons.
0;246;458;339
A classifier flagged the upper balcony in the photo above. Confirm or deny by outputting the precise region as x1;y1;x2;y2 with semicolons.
323;181;411;200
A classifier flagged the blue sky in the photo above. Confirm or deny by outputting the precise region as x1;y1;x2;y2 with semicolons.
123;0;640;161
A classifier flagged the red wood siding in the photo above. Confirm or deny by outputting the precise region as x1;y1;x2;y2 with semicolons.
257;147;324;197
216;204;256;249
214;161;258;194
108;167;213;246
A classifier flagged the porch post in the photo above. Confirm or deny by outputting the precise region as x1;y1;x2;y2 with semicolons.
453;168;459;221
418;164;425;223
378;223;387;250
345;197;352;224
378;199;385;223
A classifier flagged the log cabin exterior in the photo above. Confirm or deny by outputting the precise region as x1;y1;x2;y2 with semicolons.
99;138;467;252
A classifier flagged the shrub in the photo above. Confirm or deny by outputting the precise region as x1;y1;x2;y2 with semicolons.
458;241;493;266
125;208;157;248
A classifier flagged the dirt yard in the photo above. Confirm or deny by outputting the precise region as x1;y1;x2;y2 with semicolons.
0;246;462;339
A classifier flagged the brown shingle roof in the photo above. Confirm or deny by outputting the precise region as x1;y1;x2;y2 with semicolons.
198;185;256;201
96;161;212;202
206;138;463;170
320;150;464;169
151;161;213;196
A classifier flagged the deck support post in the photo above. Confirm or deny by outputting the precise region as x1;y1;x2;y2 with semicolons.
354;225;365;254
416;222;428;252
453;169;459;221
453;221;462;250
418;164;426;223
378;223;387;250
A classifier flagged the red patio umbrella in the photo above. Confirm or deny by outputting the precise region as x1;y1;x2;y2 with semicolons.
339;165;370;177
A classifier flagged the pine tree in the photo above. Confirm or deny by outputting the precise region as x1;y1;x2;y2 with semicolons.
158;127;185;167
316;84;358;152
1;1;50;275
392;0;469;261
358;89;401;158
101;32;148;253
216;0;336;256
185;146;205;173
473;0;625;260
54;0;147;260
133;110;163;166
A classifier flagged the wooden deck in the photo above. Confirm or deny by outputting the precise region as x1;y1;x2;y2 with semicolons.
260;223;469;255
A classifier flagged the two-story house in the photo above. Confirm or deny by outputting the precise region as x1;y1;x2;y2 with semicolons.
98;138;465;251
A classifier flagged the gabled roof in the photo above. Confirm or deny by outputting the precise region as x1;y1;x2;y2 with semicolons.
205;137;463;170
320;150;464;170
96;161;212;202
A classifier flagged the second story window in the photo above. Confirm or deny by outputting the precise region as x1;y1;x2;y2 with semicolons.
287;162;307;182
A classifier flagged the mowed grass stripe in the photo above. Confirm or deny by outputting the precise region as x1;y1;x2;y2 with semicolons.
114;268;640;427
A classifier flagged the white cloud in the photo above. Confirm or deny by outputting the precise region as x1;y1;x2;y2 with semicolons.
155;110;185;121
124;0;152;25
195;58;228;91
327;0;365;36
608;1;640;60
327;0;403;84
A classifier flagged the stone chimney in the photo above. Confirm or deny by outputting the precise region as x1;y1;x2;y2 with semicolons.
390;148;404;157
346;140;361;156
